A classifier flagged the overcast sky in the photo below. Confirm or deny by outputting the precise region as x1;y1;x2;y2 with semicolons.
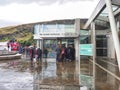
0;0;100;28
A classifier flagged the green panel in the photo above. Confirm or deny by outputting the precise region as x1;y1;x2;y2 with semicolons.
80;44;93;56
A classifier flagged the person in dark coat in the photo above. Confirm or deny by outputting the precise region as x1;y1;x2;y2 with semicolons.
44;48;48;60
71;45;75;61
37;48;42;62
66;45;72;61
56;44;62;63
61;45;67;62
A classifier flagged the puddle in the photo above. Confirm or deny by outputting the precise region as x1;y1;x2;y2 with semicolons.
0;68;33;90
0;60;33;90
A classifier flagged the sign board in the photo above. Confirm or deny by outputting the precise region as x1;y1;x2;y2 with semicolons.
80;44;93;56
34;32;79;39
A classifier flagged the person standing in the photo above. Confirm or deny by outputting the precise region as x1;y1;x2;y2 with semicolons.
56;44;62;63
30;46;35;66
44;48;48;60
37;47;42;62
61;45;67;62
7;41;10;51
71;45;75;61
66;45;72;62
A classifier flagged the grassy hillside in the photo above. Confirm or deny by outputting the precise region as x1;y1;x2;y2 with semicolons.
0;24;34;42
0;19;87;43
0;26;17;35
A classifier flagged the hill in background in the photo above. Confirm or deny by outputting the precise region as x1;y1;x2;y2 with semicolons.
0;19;87;44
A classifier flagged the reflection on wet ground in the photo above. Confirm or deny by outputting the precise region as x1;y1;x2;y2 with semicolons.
0;59;33;90
94;58;120;90
33;59;81;90
0;57;120;90
80;57;120;90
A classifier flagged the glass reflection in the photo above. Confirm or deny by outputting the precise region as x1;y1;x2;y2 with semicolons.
33;60;81;90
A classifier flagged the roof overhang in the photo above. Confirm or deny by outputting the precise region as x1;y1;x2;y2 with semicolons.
83;0;106;29
83;0;120;29
112;0;120;6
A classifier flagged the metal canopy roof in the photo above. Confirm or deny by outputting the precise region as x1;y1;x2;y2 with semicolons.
112;0;120;6
83;0;120;29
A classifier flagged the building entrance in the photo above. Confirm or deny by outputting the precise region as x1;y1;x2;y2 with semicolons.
43;38;74;58
34;19;80;60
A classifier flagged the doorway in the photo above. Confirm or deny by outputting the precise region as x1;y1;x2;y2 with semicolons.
43;38;75;58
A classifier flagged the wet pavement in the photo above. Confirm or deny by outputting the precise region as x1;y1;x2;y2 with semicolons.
0;57;120;90
0;59;33;90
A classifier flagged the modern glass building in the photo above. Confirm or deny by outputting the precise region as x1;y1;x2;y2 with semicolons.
33;19;80;59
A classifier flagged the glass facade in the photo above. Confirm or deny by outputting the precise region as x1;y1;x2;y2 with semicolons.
43;40;57;58
34;24;75;34
43;39;74;58
96;35;107;56
80;30;90;44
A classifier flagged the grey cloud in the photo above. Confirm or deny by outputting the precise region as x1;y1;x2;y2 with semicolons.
0;0;93;6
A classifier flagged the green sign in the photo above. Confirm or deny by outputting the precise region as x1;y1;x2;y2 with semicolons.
80;44;93;56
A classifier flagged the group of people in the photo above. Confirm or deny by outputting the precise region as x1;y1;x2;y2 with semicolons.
56;44;75;63
29;44;75;66
7;40;20;51
29;44;49;66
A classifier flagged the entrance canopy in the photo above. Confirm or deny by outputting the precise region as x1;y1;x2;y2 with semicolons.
83;0;120;29
83;0;120;71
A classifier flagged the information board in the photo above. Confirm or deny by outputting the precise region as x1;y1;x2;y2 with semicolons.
80;44;93;56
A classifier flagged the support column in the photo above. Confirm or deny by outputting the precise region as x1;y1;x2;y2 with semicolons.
117;21;120;32
75;18;80;85
105;0;120;71
36;39;40;48
60;39;62;45
91;22;96;90
39;39;43;49
75;19;80;61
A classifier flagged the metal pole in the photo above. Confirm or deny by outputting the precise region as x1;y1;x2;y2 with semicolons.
91;22;96;90
105;0;120;71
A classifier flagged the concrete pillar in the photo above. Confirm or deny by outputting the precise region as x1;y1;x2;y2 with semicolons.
60;39;62;45
75;18;80;85
36;39;40;48
117;21;120;32
39;39;42;49
38;39;43;58
75;19;80;61
105;0;120;71
91;22;96;90
75;38;80;60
